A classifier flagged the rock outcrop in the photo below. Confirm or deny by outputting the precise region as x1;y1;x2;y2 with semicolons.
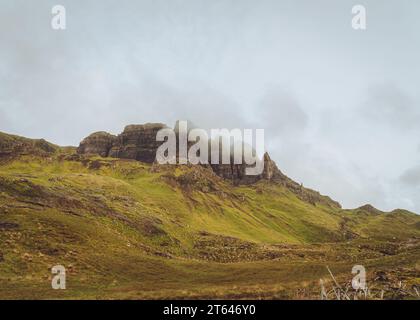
77;131;116;157
77;123;168;163
75;123;338;207
108;124;167;163
77;123;283;185
209;153;279;185
262;152;281;180
210;163;250;184
0;131;57;158
0;126;341;208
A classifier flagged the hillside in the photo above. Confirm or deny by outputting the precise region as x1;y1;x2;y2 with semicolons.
0;130;419;299
0;132;58;158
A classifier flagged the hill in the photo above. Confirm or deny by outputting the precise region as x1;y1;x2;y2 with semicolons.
0;130;419;299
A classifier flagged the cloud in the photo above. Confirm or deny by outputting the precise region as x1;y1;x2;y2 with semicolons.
361;83;420;131
107;73;248;133
0;1;248;145
400;165;420;187
393;167;420;213
255;87;308;138
0;108;11;130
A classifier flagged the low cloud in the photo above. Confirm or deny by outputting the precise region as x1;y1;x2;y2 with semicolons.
361;84;420;131
400;165;420;187
255;87;308;138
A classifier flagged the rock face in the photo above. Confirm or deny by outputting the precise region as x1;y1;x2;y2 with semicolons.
77;123;168;163
262;152;281;180
108;124;167;163
77;123;282;185
210;163;249;184
75;123;342;207
77;132;116;157
208;153;284;185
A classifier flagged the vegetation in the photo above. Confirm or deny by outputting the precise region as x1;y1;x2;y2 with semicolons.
0;132;419;299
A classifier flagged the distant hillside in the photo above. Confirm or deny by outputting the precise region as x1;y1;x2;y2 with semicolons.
0;131;58;158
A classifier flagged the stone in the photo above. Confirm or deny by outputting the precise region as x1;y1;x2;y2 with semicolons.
77;123;283;185
75;122;342;208
0;132;57;158
108;123;168;163
77;131;116;157
262;152;279;180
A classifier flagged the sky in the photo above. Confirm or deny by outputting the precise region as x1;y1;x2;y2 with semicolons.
1;0;420;213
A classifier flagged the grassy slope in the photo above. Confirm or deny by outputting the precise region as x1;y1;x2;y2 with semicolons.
0;151;419;299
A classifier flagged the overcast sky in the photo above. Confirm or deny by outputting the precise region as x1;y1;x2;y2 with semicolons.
1;0;420;213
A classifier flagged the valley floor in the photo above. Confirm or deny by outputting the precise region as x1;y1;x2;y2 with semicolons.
1;239;419;300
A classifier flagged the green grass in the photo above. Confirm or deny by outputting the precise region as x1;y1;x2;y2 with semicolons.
0;153;419;299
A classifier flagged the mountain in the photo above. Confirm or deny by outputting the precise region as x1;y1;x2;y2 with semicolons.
0;128;419;299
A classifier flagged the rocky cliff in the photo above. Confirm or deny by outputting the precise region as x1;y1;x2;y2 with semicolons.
75;123;341;208
108;123;167;163
77;123;168;163
208;153;280;185
77;123;280;184
0;126;341;209
78;131;116;157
